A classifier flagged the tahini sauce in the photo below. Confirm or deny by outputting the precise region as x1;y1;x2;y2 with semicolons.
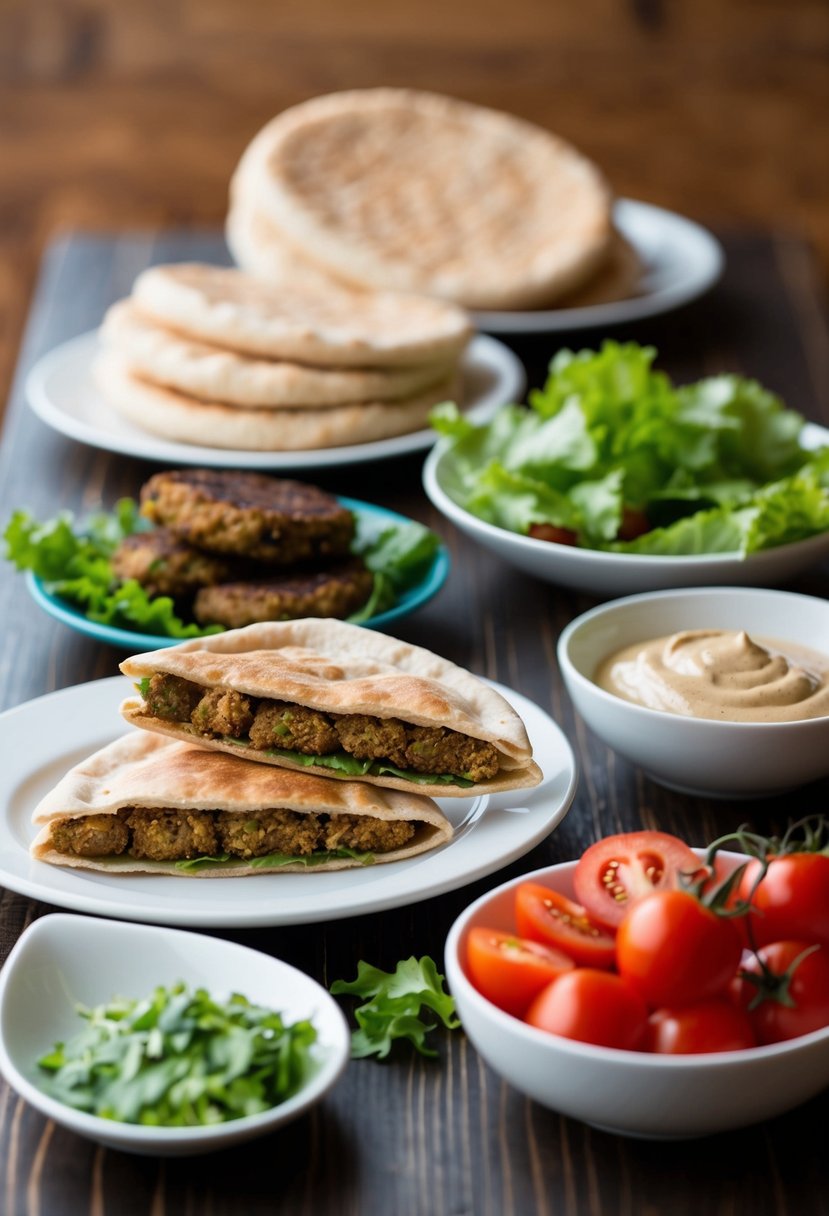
594;630;829;722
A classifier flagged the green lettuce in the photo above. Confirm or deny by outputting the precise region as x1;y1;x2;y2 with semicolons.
264;746;473;787
431;341;829;556
175;846;375;872
330;956;460;1059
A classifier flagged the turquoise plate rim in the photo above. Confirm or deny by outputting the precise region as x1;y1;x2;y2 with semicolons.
25;496;450;650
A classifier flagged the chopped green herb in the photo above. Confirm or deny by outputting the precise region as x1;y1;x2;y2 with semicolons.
330;956;460;1059
37;982;317;1125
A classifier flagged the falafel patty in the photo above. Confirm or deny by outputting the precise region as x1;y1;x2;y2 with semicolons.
193;559;373;628
48;807;414;861
140;469;355;563
111;527;235;600
138;675;500;781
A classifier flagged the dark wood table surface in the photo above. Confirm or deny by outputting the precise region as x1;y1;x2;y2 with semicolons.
0;230;828;1216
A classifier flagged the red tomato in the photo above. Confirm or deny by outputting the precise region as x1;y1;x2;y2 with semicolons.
514;883;617;968
737;854;829;950
646;1001;757;1054
617;507;651;542
527;523;579;546
616;890;743;1008
731;940;829;1044
465;928;575;1017
525;970;648;1050
573;831;702;929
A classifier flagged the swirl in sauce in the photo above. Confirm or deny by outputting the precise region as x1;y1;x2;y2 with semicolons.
594;630;829;722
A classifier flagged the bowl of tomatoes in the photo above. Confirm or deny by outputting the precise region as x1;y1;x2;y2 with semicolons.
444;827;829;1139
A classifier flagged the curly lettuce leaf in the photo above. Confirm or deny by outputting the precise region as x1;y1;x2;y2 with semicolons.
263;746;473;786
330;956;460;1059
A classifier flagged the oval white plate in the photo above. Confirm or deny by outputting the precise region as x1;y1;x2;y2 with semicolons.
0;913;349;1155
472;199;724;334
0;676;576;927
423;422;829;597
25;331;524;470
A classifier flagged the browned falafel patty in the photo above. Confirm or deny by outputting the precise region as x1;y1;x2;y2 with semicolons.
111;528;236;600
48;807;414;861
140;469;355;563
193;558;373;628
138;676;500;781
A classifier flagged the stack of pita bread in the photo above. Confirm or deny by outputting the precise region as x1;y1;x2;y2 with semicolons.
227;88;641;312
94;263;472;450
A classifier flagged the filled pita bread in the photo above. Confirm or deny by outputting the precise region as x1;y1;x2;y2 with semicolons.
92;350;456;451
100;300;453;408
31;731;452;877
120;619;542;797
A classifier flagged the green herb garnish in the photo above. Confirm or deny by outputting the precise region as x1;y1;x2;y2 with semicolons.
330;956;460;1059
37;982;317;1125
431;341;829;555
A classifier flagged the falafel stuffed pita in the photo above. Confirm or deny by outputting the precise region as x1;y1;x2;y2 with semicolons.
119;619;542;796
31;731;453;876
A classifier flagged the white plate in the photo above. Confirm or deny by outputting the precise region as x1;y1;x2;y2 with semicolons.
0;913;349;1155
0;676;576;927
473;199;724;335
25;331;525;470
423;422;829;597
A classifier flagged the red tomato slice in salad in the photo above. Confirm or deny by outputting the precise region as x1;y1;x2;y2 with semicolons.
514;883;616;968
465;928;575;1017
573;831;702;929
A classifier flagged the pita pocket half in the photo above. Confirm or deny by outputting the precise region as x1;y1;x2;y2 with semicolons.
31;732;452;877
119;618;542;797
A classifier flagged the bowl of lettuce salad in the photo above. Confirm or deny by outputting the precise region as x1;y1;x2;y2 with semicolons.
423;341;829;596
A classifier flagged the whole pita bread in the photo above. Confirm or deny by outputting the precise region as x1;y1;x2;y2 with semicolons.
120;619;542;796
131;263;472;367
101;300;453;408
235;89;612;310
31;731;452;877
92;351;456;451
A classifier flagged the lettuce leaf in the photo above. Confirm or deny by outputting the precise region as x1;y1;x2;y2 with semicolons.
264;746;474;787
330;956;460;1059
175;847;375;872
431;341;829;556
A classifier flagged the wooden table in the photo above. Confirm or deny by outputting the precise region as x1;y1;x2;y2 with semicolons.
0;230;828;1216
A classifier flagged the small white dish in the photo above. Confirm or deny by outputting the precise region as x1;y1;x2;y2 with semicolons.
25;330;524;470
445;854;829;1139
423;423;829;597
557;586;829;798
0;675;576;927
472;198;723;335
0;914;349;1156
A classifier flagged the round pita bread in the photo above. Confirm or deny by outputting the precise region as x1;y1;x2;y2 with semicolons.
101;300;452;408
92;351;456;451
234;88;612;310
131;262;472;367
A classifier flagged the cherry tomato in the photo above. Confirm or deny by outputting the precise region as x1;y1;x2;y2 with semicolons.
617;507;651;542
525;970;648;1050
515;883;617;968
731;940;829;1044
646;1001;757;1054
527;523;578;546
573;831;701;929
616;890;743;1007
737;854;829;949
465;928;575;1017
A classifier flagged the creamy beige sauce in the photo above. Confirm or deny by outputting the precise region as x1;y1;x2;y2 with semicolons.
594;630;829;722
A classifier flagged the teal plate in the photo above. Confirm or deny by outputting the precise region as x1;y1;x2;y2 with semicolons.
24;497;450;650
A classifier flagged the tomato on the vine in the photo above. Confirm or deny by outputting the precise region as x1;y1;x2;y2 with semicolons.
616;889;743;1007
514;883;616;968
525;970;648;1050
465;928;574;1017
737;854;829;950
573;831;701;929
730;940;829;1044
646;1001;756;1054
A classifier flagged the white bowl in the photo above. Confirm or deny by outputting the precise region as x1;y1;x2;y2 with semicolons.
0;915;349;1156
557;586;829;798
445;855;829;1139
422;423;829;597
